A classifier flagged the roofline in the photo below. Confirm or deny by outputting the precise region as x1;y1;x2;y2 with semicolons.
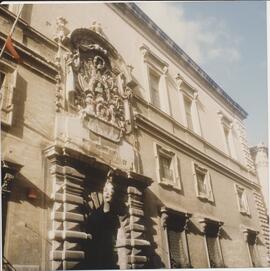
110;3;248;119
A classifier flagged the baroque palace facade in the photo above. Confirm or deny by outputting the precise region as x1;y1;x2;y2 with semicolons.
1;3;269;270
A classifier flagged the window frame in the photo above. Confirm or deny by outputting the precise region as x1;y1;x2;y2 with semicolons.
154;142;181;190
0;60;17;127
160;207;192;268
199;217;224;268
140;44;170;113
176;73;201;136
217;110;238;159
234;184;250;215
241;226;260;267
192;162;214;202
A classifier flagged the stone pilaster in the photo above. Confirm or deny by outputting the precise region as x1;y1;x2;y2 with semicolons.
124;186;150;269
46;148;90;270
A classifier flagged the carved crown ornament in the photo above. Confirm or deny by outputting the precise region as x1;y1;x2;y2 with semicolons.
55;20;136;143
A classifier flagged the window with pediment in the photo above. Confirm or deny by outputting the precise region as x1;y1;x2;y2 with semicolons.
140;44;170;114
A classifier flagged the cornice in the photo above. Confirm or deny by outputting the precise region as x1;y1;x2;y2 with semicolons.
108;3;248;119
0;33;58;82
134;94;251;173
0;6;58;50
134;113;260;191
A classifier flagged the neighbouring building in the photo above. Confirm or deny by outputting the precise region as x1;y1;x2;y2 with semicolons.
1;3;269;270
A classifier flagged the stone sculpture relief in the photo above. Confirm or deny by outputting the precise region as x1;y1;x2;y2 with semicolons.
83;171;120;269
64;26;133;142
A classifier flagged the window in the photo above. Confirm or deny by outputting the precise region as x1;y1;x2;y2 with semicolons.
235;184;250;215
223;125;231;156
199;218;224;268
159;154;173;181
7;4;32;24
160;207;191;268
154;143;181;189
242;227;260;267
140;44;170;113
192;162;214;202
218;111;237;158
175;73;201;136
184;96;193;130
149;69;161;108
0;60;17;127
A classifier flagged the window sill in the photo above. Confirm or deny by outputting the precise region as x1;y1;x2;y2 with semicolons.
159;181;181;192
197;194;214;203
240;210;251;217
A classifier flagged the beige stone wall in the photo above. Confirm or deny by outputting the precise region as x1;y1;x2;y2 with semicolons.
2;62;56;268
1;3;267;269
17;3;251;168
139;129;267;267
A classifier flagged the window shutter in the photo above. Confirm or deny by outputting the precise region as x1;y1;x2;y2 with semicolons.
206;236;223;268
168;229;189;268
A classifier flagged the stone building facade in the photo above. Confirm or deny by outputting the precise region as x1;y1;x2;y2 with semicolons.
1;3;269;270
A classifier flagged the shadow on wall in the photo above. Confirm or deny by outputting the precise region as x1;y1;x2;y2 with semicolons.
9;172;53;210
143;188;165;268
2;73;27;139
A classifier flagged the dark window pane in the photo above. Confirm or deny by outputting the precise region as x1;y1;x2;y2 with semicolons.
197;171;207;195
206;236;223;268
168;229;189;268
159;155;173;181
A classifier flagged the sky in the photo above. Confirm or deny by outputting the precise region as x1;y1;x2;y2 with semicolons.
137;1;268;147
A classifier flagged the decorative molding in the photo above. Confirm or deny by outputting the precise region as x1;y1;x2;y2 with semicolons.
134;113;260;190
198;217;224;236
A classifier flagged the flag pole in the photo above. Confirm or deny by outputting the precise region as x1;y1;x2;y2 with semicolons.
0;4;24;59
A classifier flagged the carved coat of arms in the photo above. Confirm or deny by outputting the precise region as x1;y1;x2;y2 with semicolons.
64;28;133;142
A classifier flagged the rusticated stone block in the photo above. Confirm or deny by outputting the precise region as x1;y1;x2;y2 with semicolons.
128;197;143;208
132;263;145;269
63;261;81;270
127;223;145;232
49;164;64;175
131;231;144;240
129;207;144;217
131;239;150;247
49;230;91;240
128;255;147;263
127;186;142;196
51;261;62;270
64;241;82;250
63;221;81;231
64;203;81;213
63;193;84;204
63;166;85;179
52;211;84;222
53;192;84;204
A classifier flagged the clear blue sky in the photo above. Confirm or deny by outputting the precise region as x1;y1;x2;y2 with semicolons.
138;1;268;147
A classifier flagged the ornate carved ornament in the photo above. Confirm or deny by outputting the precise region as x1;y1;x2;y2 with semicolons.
198;217;224;236
64;27;134;143
160;206;191;231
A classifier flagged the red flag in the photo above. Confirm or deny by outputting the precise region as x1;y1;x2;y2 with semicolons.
5;35;22;63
